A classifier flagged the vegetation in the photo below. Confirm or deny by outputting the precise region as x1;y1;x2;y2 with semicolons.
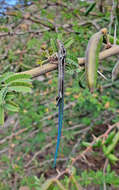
0;0;119;189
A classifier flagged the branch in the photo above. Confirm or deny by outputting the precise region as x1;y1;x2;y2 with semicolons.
0;127;28;145
78;45;119;66
25;142;53;167
72;122;119;165
0;29;50;38
20;45;119;78
21;62;58;78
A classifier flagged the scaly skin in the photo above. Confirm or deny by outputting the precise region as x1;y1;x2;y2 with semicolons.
53;40;66;168
53;98;64;167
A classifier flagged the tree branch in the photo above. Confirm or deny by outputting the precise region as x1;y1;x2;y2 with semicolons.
78;45;119;66
21;62;58;77
20;45;119;78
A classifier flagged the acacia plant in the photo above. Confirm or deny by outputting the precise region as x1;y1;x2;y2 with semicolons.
1;0;119;189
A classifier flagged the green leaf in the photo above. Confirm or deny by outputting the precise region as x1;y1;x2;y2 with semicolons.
50;38;57;53
57;33;63;41
5;101;19;112
4;73;32;84
102;144;107;154
105;131;119;155
6;93;16;101
0;72;13;84
0;105;4;126
93;139;102;148
85;2;96;16
64;38;74;48
27;38;40;49
0;87;8;105
9;81;32;88
0;27;9;32
106;163;111;173
107;154;118;162
108;35;119;45
66;57;78;67
104;130;116;145
82;141;91;147
41;179;54;190
8;86;32;93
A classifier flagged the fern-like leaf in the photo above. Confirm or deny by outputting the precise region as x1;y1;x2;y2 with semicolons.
0;105;4;125
50;38;57;53
0;87;8;105
9;81;32;88
0;72;13;84
64;38;74;48
4;73;32;84
5;101;19;112
6;93;16;101
8;86;32;93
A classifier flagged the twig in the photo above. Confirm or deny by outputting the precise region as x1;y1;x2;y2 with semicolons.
114;23;117;45
97;70;108;80
0;148;8;155
39;158;67;167
25;142;53;167
103;159;108;190
0;29;50;38
72;122;119;165
64;123;85;131
0;127;28;144
102;80;119;89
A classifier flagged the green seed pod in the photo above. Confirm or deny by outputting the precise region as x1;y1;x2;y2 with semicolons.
112;61;119;81
85;28;107;92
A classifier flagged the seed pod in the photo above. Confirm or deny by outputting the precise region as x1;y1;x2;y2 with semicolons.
112;61;119;81
85;28;107;92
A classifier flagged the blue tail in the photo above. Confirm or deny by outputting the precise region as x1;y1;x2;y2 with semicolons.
53;99;64;167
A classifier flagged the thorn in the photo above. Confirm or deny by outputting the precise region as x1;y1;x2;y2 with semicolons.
97;70;108;80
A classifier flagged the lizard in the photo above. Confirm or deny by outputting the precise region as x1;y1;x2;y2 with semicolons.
53;39;66;168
